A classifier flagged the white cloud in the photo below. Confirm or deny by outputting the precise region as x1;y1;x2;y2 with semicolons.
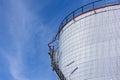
3;0;31;80
3;0;53;80
6;52;29;80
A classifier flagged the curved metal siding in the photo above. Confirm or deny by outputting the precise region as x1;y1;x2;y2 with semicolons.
58;5;120;80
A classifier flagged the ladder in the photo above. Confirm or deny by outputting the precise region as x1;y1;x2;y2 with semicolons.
48;46;66;80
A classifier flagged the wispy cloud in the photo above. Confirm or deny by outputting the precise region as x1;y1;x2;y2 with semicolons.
3;0;32;80
3;0;30;80
2;0;54;80
6;53;29;80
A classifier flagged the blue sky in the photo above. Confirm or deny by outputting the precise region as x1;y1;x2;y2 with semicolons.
0;0;93;80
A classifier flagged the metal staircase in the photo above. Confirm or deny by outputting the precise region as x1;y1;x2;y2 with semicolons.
48;46;66;80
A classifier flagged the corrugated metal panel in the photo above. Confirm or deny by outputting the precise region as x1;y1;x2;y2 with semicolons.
58;5;120;80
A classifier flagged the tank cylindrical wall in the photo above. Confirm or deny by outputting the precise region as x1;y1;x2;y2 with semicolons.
58;5;120;80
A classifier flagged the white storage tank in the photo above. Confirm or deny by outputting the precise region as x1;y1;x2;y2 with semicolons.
48;0;120;80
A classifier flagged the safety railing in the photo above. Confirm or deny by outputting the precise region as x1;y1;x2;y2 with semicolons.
56;0;120;38
48;0;120;55
48;0;120;48
48;0;120;79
